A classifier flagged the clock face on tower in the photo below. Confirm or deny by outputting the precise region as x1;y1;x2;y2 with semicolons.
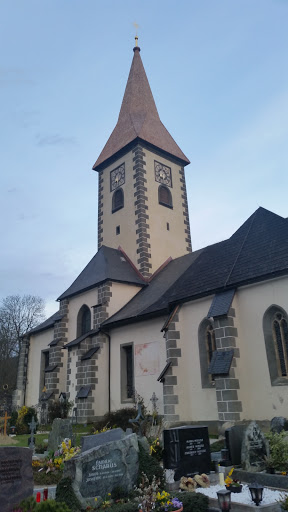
154;161;172;187
110;163;125;191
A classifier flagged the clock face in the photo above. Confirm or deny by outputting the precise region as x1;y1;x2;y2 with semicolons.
110;163;125;191
154;161;172;187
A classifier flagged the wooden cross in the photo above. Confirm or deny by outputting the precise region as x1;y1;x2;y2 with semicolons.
0;411;11;436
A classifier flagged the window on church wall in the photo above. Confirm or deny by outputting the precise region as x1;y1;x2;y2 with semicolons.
120;343;134;401
273;313;288;377
40;350;49;393
263;305;288;386
158;185;173;209
198;318;216;388
112;188;124;213
77;305;91;337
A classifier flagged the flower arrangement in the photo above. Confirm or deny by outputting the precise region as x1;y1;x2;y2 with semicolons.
225;467;242;489
136;473;183;512
46;438;80;473
150;438;163;461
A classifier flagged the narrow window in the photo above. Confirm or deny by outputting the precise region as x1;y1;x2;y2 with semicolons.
273;312;288;377
198;319;216;388
158;185;173;209
116;225;120;235
263;305;288;385
167;222;170;231
112;188;124;213
121;344;134;401
77;305;91;337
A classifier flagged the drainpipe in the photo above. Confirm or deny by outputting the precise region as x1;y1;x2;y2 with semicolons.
99;329;111;413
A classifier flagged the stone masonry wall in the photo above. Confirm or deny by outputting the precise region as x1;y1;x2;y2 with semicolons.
45;299;69;399
133;144;152;278
163;309;182;423
73;282;112;420
213;307;242;422
179;167;192;253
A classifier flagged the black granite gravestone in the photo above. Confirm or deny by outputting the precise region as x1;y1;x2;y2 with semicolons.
163;426;211;480
225;425;246;465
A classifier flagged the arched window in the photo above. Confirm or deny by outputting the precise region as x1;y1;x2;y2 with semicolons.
77;305;91;337
198;318;216;388
112;188;124;213
158;185;173;209
263;305;288;385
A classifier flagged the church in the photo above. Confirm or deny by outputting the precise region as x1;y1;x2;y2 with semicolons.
14;38;288;429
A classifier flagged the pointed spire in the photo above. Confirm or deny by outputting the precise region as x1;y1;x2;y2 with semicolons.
93;43;189;171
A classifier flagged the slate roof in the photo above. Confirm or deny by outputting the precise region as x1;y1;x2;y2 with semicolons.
209;350;234;375
103;207;288;328
207;290;235;318
93;46;189;171
29;311;64;335
58;245;146;301
103;250;202;327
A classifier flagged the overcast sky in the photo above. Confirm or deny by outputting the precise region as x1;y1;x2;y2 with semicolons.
1;0;287;318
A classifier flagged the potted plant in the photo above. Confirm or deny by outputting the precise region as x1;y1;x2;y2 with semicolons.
225;467;242;493
264;455;275;474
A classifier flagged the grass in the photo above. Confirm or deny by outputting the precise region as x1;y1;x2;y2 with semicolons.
0;430;90;448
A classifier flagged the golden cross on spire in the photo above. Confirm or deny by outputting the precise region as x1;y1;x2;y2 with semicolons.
133;21;139;46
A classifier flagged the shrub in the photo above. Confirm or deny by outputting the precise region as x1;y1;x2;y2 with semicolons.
92;408;137;433
35;441;48;454
13;496;71;512
110;486;128;501
48;399;73;422
137;441;165;488
55;477;82;512
173;491;209;512
16;406;38;434
266;431;288;471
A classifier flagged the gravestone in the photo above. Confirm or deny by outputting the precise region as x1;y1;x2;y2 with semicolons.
163;426;211;480
48;418;73;452
241;421;269;472
271;417;288;434
0;446;33;512
81;427;125;453
64;433;139;508
225;424;246;465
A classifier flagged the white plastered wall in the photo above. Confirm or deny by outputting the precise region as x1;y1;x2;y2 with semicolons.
234;276;288;420
101;152;138;262
26;329;52;406
175;298;218;422
109;282;142;318
110;317;167;414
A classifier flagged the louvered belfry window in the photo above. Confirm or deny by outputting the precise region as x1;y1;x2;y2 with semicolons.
158;185;173;208
112;188;124;213
273;312;288;376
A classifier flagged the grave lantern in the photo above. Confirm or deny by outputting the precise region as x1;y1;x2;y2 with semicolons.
249;483;264;506
217;489;231;511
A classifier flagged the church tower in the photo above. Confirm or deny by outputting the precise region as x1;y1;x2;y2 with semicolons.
93;39;192;277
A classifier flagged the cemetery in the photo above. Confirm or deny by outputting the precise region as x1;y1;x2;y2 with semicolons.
1;398;288;512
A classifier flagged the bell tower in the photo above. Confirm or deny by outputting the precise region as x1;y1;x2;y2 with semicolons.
93;39;192;278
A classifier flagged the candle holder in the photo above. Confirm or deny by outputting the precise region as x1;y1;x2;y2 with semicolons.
217;489;231;511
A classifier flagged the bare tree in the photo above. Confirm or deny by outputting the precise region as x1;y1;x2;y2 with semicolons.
0;295;45;358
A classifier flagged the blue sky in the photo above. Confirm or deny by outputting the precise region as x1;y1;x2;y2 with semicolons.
1;0;287;317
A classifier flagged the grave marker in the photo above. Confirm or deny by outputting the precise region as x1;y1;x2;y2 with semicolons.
28;416;37;451
163;426;211;480
241;421;268;472
64;433;139;508
0;446;33;512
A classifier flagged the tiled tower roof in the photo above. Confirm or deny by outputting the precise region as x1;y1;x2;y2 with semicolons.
93;44;189;171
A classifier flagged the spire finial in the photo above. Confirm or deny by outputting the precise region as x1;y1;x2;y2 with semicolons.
133;22;140;51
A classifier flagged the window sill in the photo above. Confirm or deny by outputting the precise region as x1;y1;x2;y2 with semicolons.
121;398;134;404
112;205;124;214
159;201;173;210
271;377;288;386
